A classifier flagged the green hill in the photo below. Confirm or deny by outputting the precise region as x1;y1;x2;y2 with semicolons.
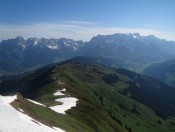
1;57;175;132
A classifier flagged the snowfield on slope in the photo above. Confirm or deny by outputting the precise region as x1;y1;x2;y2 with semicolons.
50;88;78;114
50;97;78;114
0;95;65;132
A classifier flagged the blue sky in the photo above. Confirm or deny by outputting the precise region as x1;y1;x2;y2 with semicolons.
0;0;175;41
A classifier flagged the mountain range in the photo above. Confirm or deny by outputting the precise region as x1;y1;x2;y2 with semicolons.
1;33;175;76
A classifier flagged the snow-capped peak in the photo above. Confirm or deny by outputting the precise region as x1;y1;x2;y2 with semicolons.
47;45;59;49
15;36;25;41
131;33;142;39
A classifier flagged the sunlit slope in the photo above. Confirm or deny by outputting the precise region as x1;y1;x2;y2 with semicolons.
1;57;175;132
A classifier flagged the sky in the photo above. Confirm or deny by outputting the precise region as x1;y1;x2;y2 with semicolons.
0;0;175;41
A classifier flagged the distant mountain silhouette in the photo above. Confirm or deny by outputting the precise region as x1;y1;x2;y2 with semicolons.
1;33;175;75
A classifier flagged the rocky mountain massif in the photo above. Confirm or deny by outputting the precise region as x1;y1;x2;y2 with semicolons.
0;36;84;75
1;57;175;132
79;33;175;72
1;33;175;75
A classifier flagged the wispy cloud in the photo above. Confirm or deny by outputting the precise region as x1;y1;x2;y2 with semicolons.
143;24;167;29
61;21;98;26
0;21;174;41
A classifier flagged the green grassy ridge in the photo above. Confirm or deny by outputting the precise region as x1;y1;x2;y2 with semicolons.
2;57;175;131
37;62;174;132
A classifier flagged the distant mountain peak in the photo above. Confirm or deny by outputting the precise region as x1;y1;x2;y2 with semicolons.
146;35;158;40
1;33;175;75
133;33;140;36
27;37;39;41
15;36;25;41
131;33;142;38
27;37;40;46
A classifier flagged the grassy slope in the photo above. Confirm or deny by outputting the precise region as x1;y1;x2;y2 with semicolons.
49;62;175;132
143;60;175;87
4;60;175;132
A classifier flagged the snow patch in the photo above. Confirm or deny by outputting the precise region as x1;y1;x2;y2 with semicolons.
53;88;66;96
54;91;64;96
60;88;66;92
133;35;137;39
58;81;65;85
73;47;77;51
0;95;65;132
27;99;46;107
106;40;112;43
34;41;38;45
47;45;59;49
19;108;24;113
21;44;26;50
50;97;78;114
63;41;70;47
50;88;78;114
74;42;78;46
